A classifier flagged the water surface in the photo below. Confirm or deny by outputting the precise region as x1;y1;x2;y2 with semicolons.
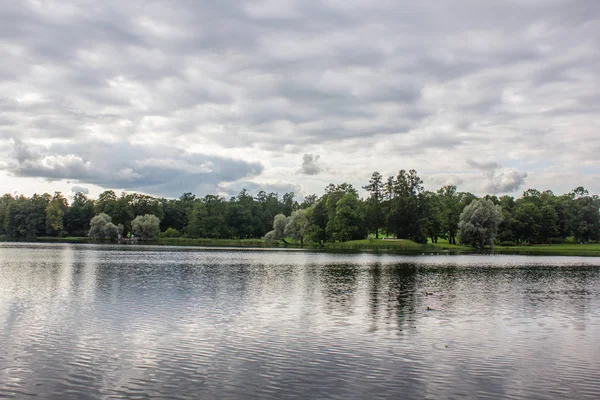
1;243;600;399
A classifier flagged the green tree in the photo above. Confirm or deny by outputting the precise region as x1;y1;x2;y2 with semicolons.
458;199;503;248
284;209;310;245
386;170;426;243
131;214;161;240
514;201;541;244
327;193;365;242
497;195;517;243
421;191;443;243
45;197;65;236
88;213;119;240
304;201;328;245
362;171;385;238
264;213;289;243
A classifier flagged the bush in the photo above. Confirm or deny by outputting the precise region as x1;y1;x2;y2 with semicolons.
158;227;180;238
499;241;516;247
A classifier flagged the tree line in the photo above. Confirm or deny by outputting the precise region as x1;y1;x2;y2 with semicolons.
0;170;598;246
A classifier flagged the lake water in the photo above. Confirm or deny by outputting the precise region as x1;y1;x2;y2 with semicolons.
1;243;600;399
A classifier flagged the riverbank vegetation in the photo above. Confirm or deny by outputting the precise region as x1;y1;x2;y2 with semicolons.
0;170;598;252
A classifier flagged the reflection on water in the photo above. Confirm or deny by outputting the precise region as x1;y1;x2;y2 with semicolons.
1;243;600;399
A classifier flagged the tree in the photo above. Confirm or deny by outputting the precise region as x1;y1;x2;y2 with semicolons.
131;214;161;240
304;201;328;245
112;193;134;234
284;209;310;245
226;203;254;239
280;192;296;216
129;193;164;220
458;199;503;248
65;192;95;236
327;193;365;242
95;190;117;215
88;213;119;240
572;199;600;243
363;172;385;238
539;204;559;244
385;170;426;243
45;198;64;236
186;196;229;238
264;214;289;243
421;191;443;243
514;201;541;244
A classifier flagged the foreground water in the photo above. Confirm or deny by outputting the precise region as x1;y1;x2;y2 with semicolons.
1;243;600;399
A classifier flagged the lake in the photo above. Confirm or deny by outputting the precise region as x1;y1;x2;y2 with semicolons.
1;243;600;399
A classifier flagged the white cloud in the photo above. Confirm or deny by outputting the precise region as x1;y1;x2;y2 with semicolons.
0;0;598;197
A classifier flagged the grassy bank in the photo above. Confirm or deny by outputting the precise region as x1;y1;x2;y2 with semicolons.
323;238;466;252
28;236;94;243
154;237;271;247
10;236;600;256
323;238;600;255
494;243;600;255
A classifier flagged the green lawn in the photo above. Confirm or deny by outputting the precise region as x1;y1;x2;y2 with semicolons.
324;238;467;251
154;237;270;247
494;243;600;255
22;235;600;256
35;236;93;243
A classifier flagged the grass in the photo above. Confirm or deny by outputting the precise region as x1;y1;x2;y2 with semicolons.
154;237;271;247
28;236;93;243
494;243;600;255
13;235;600;256
324;238;467;252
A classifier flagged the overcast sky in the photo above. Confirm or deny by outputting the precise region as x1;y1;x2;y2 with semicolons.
1;0;598;200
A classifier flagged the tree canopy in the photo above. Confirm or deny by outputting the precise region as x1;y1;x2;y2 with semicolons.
458;199;503;248
0;170;598;247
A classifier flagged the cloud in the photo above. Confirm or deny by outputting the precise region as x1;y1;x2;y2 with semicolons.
484;170;528;194
467;159;502;171
468;159;528;194
299;154;322;175
3;139;264;197
0;0;599;197
70;185;89;195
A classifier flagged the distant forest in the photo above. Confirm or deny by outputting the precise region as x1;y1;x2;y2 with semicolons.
1;169;599;246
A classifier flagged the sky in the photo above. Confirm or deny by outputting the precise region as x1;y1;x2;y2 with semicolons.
0;0;599;200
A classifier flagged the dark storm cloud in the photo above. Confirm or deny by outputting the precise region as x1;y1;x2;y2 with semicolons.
4;140;263;197
1;0;599;195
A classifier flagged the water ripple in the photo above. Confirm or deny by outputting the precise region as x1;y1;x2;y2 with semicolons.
1;243;600;398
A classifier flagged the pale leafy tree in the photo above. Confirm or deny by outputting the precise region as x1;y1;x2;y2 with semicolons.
131;214;161;240
45;200;64;236
88;213;119;240
284;209;310;245
458;199;503;248
264;213;289;243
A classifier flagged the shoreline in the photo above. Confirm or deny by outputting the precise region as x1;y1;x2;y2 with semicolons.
3;236;600;256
